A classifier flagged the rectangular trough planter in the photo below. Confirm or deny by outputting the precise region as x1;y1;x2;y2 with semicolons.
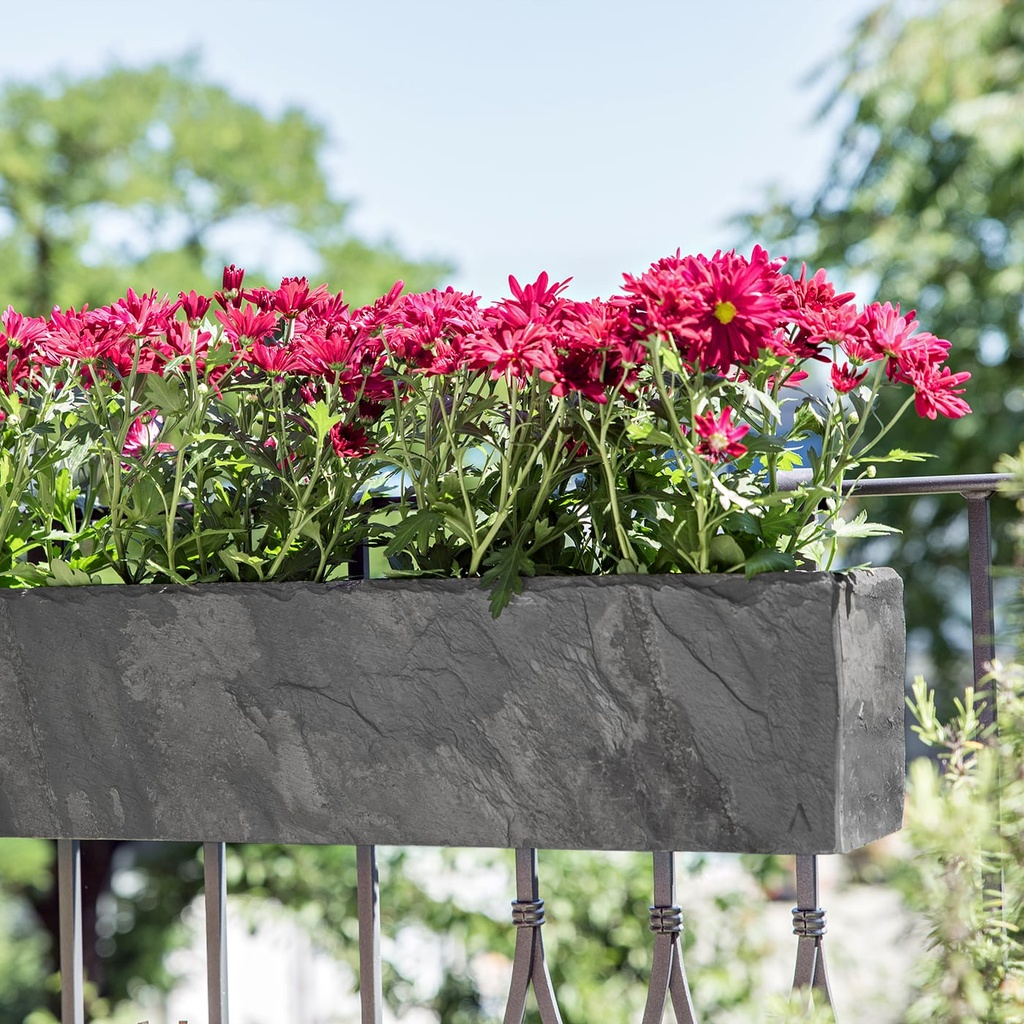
0;569;905;854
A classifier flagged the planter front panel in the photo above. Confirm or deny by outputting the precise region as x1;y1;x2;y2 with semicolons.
0;570;905;853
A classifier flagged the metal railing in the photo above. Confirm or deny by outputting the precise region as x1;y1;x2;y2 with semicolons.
47;471;1015;1023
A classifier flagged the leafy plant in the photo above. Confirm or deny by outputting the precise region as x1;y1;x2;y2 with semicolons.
901;666;1024;1022
1;251;970;614
744;0;1024;698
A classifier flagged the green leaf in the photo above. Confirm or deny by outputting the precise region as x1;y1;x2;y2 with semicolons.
725;510;762;537
296;519;322;544
709;534;745;571
743;549;797;578
306;401;344;446
826;510;901;540
626;423;678;448
141;372;188;416
216;547;267;581
382;511;446;558
863;449;937;464
45;559;98;587
776;448;806;472
481;545;535;618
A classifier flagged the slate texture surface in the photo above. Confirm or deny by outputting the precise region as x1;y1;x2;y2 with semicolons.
0;570;905;853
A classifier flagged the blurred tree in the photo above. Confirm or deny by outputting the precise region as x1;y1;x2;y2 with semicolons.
0;55;457;1018
0;57;451;313
745;0;1024;698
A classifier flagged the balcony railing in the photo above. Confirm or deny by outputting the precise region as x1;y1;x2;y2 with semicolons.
29;472;1018;1023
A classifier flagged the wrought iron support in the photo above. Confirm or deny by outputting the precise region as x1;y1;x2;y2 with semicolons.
502;848;563;1024
965;491;997;726
57;839;84;1024
203;841;229;1024
348;539;372;583
357;845;383;1024
965;490;1006;932
791;855;834;1015
640;851;698;1024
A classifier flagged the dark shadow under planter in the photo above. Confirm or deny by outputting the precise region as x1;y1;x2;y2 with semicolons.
0;570;905;854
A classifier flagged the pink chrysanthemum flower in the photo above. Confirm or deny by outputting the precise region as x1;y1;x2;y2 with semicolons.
246;277;330;319
619;248;785;370
328;422;376;459
122;410;175;459
538;299;639;403
176;290;212;326
464;321;553;380
1;306;47;391
383;287;482;373
215;306;280;347
214;265;246;310
91;288;175;340
831;362;869;394
693;406;750;463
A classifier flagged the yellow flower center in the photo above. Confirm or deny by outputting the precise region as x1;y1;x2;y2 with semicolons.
713;300;738;325
709;431;729;451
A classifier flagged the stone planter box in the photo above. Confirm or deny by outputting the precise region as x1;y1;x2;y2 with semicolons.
0;569;905;854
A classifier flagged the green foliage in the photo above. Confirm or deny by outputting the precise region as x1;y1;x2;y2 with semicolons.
745;0;1024;697
0;58;451;314
0;842;53;1021
895;444;1024;1021
901;667;1024;1022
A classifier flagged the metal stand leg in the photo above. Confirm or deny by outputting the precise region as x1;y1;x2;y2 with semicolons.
58;839;85;1024
641;851;699;1024
204;841;229;1024
502;849;563;1024
791;855;834;1016
357;845;383;1024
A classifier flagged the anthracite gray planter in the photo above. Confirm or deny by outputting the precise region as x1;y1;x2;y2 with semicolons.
0;569;905;854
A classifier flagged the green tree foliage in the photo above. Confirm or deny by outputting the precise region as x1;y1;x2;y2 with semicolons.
902;663;1024;1022
746;0;1024;695
0;843;52;1021
0;57;451;313
0;56;457;1018
896;453;1024;1022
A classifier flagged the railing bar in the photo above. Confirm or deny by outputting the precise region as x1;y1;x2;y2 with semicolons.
501;927;533;1024
357;845;383;1024
778;469;1012;497
641;937;672;1024
348;539;372;582
502;849;563;1024
966;494;998;726
515;846;539;901
57;839;84;1024
644;852;699;1024
795;853;818;910
966;493;1007;934
530;945;565;1024
652;850;673;907
503;849;538;1024
792;855;834;1009
203;841;229;1024
847;473;1011;497
668;953;699;1024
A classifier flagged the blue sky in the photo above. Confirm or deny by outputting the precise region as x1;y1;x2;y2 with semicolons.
3;0;877;300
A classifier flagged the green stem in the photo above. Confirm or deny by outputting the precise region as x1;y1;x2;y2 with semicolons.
467;383;565;576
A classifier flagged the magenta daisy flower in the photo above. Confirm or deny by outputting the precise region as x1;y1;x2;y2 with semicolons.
693;406;750;463
618;248;785;370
